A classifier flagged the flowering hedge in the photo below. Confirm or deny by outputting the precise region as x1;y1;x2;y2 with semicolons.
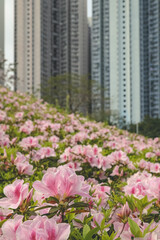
0;87;160;239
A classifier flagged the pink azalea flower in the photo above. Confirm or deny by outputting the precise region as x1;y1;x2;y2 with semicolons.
139;159;149;170
92;184;110;208
0;180;30;209
15;161;34;175
116;202;131;222
19;120;34;134
65;162;82;171
19;136;40;150
14;152;34;175
49;135;59;143
91;210;108;232
0;124;8;131
15;112;24;121
37;147;56;159
73;212;89;228
149;163;160;173
0;110;6;122
0;208;13;235
31;147;56;161
33;165;90;200
0;130;10;147
145;152;156;159
0;215;23;240
110;165;123;177
14;152;28;164
15;216;70;240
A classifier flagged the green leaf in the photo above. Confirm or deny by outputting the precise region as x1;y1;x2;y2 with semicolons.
128;218;142;237
0;219;7;228
143;219;154;236
70;228;83;240
49;206;60;213
100;218;105;229
84;216;93;224
69;202;89;209
83;224;90;238
84;227;99;240
34;205;56;211
45;196;59;204
74;218;83;224
102;231;117;240
65;212;75;222
126;195;135;211
149;225;158;234
41;207;60;218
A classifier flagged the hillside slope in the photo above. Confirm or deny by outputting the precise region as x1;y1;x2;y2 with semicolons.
0;87;160;239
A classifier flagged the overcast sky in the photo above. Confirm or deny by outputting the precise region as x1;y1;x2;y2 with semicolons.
5;0;14;64
87;0;92;17
4;0;92;64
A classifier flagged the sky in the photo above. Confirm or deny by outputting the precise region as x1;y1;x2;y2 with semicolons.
87;0;92;17
5;0;14;65
4;0;92;64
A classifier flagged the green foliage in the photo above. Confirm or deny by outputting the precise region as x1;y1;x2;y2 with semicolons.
42;73;91;115
129;116;160;138
128;218;157;238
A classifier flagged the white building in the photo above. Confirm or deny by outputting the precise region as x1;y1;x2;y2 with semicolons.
92;0;141;125
14;0;52;97
140;0;160;119
14;0;89;103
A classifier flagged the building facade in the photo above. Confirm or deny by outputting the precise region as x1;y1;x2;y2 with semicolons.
92;0;141;125
14;0;89;104
91;0;110;118
14;0;52;97
140;0;160;119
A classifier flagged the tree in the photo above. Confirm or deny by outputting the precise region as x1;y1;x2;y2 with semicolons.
0;50;15;89
42;73;93;115
128;116;160;138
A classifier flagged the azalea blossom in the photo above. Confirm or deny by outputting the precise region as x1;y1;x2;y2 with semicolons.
0;179;31;209
33;165;90;200
19;136;40;150
0;215;23;240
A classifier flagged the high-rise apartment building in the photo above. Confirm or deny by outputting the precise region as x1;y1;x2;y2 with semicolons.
14;0;52;97
92;0;141;124
140;0;160;119
57;0;89;111
92;0;160;124
59;0;88;76
14;0;88;102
